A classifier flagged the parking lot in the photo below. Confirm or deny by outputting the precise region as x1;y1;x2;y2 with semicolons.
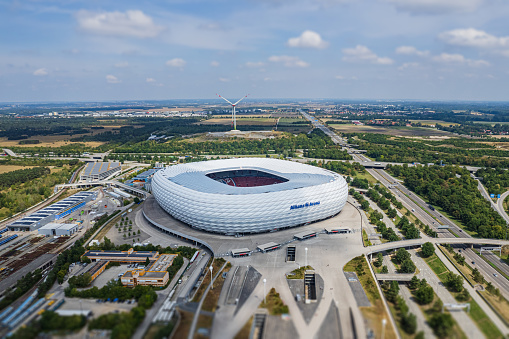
91;264;129;288
61;297;135;318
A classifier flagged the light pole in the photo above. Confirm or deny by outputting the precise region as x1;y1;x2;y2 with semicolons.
305;248;308;268
381;318;387;339
209;265;213;290
263;278;267;304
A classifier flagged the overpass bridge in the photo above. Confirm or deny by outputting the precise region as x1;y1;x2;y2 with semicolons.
56;180;148;198
375;273;415;282
365;237;509;256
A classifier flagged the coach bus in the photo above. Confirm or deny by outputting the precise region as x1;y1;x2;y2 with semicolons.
190;251;200;264
294;231;317;241
231;248;251;258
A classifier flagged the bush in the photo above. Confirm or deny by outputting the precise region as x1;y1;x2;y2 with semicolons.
429;313;454;339
444;272;464;292
414;285;434;305
400;259;416;273
401;313;417;334
421;242;435;258
394;248;411;264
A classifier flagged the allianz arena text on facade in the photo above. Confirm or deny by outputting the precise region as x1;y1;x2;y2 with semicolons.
151;158;348;235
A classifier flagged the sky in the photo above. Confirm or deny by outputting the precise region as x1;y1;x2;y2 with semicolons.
1;0;509;102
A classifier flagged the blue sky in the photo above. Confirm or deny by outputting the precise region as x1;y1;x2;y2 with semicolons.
1;0;509;102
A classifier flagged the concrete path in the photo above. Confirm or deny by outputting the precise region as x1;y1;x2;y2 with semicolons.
188;261;228;339
411;250;485;338
434;247;509;336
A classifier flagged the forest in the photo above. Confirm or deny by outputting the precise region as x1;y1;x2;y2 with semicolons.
475;167;509;195
345;133;509;167
0;167;50;189
387;165;506;238
113;129;333;155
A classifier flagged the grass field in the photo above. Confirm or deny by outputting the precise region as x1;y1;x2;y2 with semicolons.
329;124;455;137
0;165;35;174
192;258;226;302
201;117;276;126
202;263;231;312
409;120;461;126
0;135;104;148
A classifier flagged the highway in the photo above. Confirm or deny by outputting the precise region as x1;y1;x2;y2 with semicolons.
300;110;509;297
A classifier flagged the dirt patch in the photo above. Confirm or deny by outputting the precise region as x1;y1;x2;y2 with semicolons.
0;135;104;148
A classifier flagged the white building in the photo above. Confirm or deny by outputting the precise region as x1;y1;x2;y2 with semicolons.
38;223;79;237
151;158;348;235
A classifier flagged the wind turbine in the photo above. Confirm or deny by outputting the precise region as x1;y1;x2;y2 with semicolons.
216;94;249;131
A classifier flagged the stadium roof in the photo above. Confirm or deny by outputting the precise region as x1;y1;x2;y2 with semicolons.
158;158;340;195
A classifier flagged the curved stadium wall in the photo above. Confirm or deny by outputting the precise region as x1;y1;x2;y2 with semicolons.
151;158;348;235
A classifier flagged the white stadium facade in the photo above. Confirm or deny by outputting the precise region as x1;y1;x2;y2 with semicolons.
151;158;348;235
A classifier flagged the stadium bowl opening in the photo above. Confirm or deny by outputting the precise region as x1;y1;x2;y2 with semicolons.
151;158;348;235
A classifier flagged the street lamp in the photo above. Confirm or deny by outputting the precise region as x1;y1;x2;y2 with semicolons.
209;265;213;290
305;248;308;268
381;318;387;339
263;278;267;304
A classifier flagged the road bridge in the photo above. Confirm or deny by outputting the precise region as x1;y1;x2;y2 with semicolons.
375;273;415;282
56;180;148;198
365;237;509;255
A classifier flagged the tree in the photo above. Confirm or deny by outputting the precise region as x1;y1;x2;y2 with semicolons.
137;230;141;235
414;285;434;305
394;248;411;264
401;313;417;334
387;208;397;218
381;265;388;273
445;272;464;292
145;257;150;266
374;253;383;267
123;234;126;239
385;281;400;303
429;313;454;339
57;270;66;284
408;276;420;290
361;200;370;210
471;268;484;284
400;259;416;273
421;242;435;258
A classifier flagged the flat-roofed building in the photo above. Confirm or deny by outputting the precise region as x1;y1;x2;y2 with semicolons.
81;162;121;181
121;269;169;287
38;223;79;237
88;260;109;282
82;248;159;263
8;191;96;231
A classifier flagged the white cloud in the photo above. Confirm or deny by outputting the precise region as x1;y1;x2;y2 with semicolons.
335;75;357;80
384;0;482;15
146;77;156;83
342;45;393;65
395;46;429;57
398;62;420;70
268;55;309;67
245;61;265;68
33;68;48;76
106;74;121;83
114;61;129;68
166;58;186;68
287;30;329;49
76;10;163;38
210;61;220;67
439;28;509;49
432;53;490;67
219;77;230;82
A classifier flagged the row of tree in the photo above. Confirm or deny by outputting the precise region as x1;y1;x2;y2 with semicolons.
388;165;506;239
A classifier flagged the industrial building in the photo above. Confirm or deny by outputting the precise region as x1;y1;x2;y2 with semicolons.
82;248;159;263
38;223;79;237
8;191;96;231
120;269;169;287
151;158;348;235
80;162;121;181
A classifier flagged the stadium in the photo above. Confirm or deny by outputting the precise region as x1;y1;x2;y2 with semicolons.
151;158;348;235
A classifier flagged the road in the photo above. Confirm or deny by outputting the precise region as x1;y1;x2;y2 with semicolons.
300;109;509;330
